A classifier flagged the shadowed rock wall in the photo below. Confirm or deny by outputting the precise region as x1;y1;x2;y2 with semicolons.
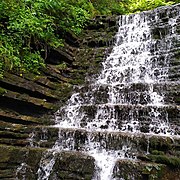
0;16;118;179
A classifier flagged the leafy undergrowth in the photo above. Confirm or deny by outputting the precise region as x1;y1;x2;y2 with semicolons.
0;0;179;77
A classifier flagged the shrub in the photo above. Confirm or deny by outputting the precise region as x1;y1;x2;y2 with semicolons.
0;0;179;77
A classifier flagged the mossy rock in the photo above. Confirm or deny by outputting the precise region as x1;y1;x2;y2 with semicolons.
49;151;95;180
114;159;180;180
147;154;180;168
0;87;7;95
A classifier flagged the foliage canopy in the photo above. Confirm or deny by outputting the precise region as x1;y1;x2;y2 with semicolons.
0;0;179;77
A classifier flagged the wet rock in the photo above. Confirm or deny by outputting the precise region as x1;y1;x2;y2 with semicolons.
113;159;180;180
49;151;95;180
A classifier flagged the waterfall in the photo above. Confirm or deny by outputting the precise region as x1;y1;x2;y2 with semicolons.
37;5;180;180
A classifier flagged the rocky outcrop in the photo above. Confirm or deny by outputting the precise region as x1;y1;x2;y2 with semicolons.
0;145;94;180
0;16;118;178
48;151;95;180
113;159;180;180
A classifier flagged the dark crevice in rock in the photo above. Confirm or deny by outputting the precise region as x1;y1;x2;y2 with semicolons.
46;48;74;65
58;30;80;48
0;96;48;117
0;81;58;103
44;76;62;83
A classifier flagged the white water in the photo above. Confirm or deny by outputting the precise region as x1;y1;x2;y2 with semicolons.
37;150;57;180
37;7;179;180
55;12;174;134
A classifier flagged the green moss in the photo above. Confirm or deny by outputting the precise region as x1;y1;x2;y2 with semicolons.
56;62;68;70
0;145;28;165
147;154;180;168
151;150;165;155
69;79;85;85
149;136;172;152
142;164;164;180
0;87;7;95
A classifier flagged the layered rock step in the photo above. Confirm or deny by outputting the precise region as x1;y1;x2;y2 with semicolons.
1;142;179;180
29;126;180;156
56;104;180;135
72;82;180;105
113;159;180;180
26;126;180;179
0;145;95;180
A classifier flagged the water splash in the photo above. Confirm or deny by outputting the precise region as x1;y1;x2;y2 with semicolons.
85;132;137;180
37;150;57;180
16;163;28;180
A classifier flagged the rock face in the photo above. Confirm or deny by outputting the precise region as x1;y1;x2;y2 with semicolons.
0;4;180;180
48;151;95;180
0;16;118;179
114;159;180;180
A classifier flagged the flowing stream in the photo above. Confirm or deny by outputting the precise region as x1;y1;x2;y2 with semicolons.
37;6;180;180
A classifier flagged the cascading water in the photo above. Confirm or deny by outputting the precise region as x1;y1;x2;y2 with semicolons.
37;5;180;180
